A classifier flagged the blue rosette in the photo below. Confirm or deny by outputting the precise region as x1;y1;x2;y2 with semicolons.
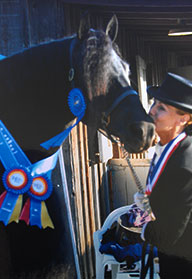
0;167;32;225
0;120;55;228
20;174;54;229
68;88;86;117
40;88;86;150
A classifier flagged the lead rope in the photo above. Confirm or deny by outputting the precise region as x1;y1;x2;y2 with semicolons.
119;144;155;221
102;130;155;221
120;146;145;194
117;140;156;279
114;139;156;279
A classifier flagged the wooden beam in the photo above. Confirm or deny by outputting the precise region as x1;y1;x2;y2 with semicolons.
61;0;192;8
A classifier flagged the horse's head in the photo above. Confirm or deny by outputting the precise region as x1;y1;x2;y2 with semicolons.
69;14;155;153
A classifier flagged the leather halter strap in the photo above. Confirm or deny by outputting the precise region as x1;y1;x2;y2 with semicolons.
105;87;138;116
68;37;77;87
101;87;138;127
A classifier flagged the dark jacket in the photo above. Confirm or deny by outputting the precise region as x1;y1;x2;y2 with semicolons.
144;135;192;261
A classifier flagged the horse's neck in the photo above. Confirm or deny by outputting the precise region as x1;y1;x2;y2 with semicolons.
4;37;75;123
0;37;76;153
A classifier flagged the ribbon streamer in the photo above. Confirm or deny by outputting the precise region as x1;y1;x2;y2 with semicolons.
0;167;32;225
0;121;32;225
20;174;54;229
0;120;55;228
20;198;54;228
40;88;86;150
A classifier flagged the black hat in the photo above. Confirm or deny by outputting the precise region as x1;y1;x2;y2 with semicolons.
147;73;192;113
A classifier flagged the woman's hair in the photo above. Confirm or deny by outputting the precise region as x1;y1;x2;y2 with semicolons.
176;108;192;135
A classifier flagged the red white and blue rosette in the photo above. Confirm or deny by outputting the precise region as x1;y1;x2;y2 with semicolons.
0;167;32;225
20;174;54;229
0;87;87;228
0;120;55;228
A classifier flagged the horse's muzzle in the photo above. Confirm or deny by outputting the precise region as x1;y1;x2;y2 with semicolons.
124;121;155;153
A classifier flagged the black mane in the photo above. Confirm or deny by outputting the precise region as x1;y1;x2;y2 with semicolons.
77;29;127;100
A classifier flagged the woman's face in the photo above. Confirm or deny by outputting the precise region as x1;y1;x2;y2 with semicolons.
149;99;188;144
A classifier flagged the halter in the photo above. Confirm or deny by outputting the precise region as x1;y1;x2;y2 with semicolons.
68;37;77;88
68;38;138;128
101;87;138;128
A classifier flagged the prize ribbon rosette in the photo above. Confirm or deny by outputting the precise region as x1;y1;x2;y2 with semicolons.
0;120;54;228
20;174;54;229
0;88;86;228
0;167;32;225
41;88;86;149
0;121;32;225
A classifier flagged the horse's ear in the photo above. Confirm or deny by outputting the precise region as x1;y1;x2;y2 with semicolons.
105;15;118;42
78;12;91;40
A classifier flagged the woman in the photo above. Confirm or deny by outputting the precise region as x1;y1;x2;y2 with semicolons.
134;72;192;278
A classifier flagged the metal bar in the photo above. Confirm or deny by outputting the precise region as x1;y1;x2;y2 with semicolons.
59;146;81;279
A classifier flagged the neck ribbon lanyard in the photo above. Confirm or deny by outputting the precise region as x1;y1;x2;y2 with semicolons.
145;132;186;195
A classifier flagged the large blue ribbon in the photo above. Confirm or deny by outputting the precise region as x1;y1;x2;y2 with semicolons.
40;88;86;150
30;199;42;227
0;121;32;224
0;122;31;169
0;87;86;226
0;120;57;226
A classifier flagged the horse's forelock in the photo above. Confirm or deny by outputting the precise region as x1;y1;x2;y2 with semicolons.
82;30;130;100
82;30;116;99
